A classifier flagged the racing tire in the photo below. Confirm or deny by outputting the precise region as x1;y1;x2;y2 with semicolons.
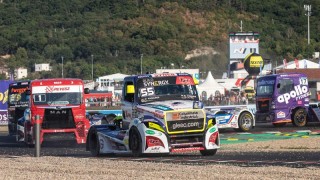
292;108;307;127
129;127;142;157
200;149;218;156
273;123;287;127
235;112;253;132
88;130;101;156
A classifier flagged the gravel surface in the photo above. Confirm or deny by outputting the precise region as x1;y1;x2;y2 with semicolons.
1;126;320;179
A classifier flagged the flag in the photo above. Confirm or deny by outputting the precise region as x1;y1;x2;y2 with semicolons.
304;59;307;69
294;58;299;69
283;59;287;69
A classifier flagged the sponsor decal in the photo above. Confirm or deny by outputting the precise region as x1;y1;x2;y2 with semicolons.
172;121;201;130
49;110;67;115
249;56;263;67
152;73;175;77
166;110;205;133
171;147;204;152
150;146;161;151
10;87;28;94
45;86;70;93
171;111;201;120
145;130;155;135
277;111;286;118
277;85;309;104
176;76;194;85
209;127;216;133
146;136;164;149
75;115;85;119
142;79;169;87
257;79;275;86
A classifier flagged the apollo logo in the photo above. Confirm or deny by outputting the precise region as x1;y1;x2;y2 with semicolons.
277;85;309;104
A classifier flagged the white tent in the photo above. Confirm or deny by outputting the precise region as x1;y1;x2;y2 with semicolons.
197;71;225;99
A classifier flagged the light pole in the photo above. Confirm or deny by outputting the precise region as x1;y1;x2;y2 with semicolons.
140;54;143;74
61;56;64;78
91;55;94;81
304;4;311;45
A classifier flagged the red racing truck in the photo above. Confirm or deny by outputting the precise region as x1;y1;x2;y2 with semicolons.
24;78;90;145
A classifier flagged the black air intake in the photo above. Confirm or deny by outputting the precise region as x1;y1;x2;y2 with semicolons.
42;108;75;129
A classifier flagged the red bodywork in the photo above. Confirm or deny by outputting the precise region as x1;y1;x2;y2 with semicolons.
27;78;90;144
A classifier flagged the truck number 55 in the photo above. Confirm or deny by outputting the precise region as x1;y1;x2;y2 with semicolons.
140;87;155;97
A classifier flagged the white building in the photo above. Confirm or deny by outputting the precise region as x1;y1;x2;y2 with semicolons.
35;63;51;72
275;59;319;70
14;67;27;79
96;73;129;97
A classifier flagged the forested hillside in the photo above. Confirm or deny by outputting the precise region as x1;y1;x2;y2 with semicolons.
0;0;320;79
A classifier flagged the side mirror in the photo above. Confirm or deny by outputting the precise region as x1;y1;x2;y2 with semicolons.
84;88;90;94
127;85;135;94
26;89;31;95
277;83;280;88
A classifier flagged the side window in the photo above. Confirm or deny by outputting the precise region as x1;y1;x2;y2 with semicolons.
278;79;294;94
124;81;134;102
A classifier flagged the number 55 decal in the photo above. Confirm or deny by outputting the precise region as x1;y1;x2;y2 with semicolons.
140;87;155;97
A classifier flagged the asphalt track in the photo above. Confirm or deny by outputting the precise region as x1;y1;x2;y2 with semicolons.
1;123;320;168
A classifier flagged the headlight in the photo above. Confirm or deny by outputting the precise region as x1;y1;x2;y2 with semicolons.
271;101;276;109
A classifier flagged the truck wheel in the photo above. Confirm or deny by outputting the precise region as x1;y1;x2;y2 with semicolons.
236;112;253;132
129;127;142;157
88;132;101;156
200;149;217;156
292;108;307;127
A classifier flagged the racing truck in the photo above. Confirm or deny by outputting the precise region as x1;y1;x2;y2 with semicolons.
20;78;90;145
204;104;255;132
255;73;310;127
7;81;30;136
86;73;220;156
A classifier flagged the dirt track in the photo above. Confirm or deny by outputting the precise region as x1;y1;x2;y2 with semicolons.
1;126;320;179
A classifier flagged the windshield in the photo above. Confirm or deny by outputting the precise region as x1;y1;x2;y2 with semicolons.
256;77;276;96
8;85;29;107
33;92;82;105
137;76;199;104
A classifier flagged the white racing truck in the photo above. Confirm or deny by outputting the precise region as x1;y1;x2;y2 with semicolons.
86;73;220;156
204;104;256;132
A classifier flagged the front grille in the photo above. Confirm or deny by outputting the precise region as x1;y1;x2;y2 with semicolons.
257;99;270;112
169;133;204;147
42;108;75;129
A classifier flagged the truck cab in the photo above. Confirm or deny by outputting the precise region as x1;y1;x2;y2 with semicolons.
255;73;310;127
86;73;220;156
23;78;90;145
